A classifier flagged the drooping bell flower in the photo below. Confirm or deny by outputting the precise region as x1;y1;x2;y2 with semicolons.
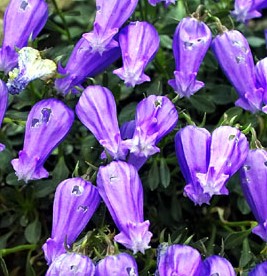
7;47;56;95
249;261;267;276
148;0;176;6
76;85;128;160
125;95;178;170
0;0;49;73
97;161;153;254
113;21;160;87
202;255;236;276
212;29;264;113
175;125;249;205
255;57;267;112
240;149;267;241
43;178;101;264
168;17;212;98
11;99;74;183
156;244;203;275
231;0;267;23
46;253;95;276
95;253;138;276
54;37;121;95
0;81;8;152
83;0;138;55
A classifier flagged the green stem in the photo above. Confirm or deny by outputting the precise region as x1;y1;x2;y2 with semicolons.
51;0;72;42
0;244;37;257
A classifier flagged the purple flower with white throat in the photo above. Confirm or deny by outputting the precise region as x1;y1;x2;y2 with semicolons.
113;21;160;87
156;244;203;275
175;125;249;205
212;29;264;113
168;17;212;98
97;161;153;254
231;0;267;23
125;95;178;169
83;0;138;55
95;253;138;276
55;37;121;96
76;85;128;160
46;253;95;276
43;178;101;264
0;0;49;73
11;99;74;183
202;255;235;276
0;80;8;152
240;149;267;242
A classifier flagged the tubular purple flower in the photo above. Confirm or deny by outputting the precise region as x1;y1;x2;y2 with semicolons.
156;244;203;276
76;85;128;160
11;99;74;183
0;0;49;73
83;0;138;55
240;149;267;241
175;125;249;205
113;21;160;87
211;29;264;113
202;255;235;276
43;178;101;264
0;81;8;152
95;253;138;276
97;161;153;254
255;57;267;112
249;261;267;276
54;37;121;95
168;17;212;98
148;0;177;6
125;95;178;169
46;253;95;276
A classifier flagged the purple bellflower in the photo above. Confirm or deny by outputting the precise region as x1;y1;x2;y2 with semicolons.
95;253;138;276
7;47;56;95
202;255;236;276
125;95;178;169
249;261;267;276
0;0;49;73
175;125;249;205
46;253;95;276
43;178;101;264
54;37;121;95
168;17;212;98
113;21;160;87
76;85;128;160
0;81;8;152
212;29;264;113
231;0;267;23
148;0;177;6
97;161;153;254
255;57;267;112
156;244;203;276
11;99;74;183
240;149;267;241
83;0;138;55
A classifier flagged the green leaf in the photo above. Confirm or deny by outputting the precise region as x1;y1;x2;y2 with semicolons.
160;158;170;188
148;160;160;191
224;229;251;249
160;35;172;50
0;257;9;276
24;218;41;244
189;94;216;113
247;37;266;47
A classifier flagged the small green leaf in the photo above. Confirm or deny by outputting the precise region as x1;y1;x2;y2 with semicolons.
190;94;216;114
148;160;160;191
24;218;41;244
160;158;170;188
224;229;251;249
